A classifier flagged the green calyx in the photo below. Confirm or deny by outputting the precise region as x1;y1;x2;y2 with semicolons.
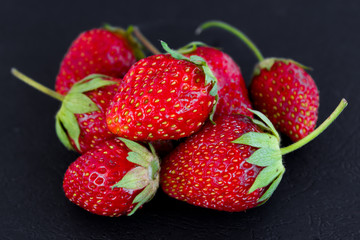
232;109;284;203
253;58;312;76
160;41;218;123
103;24;145;60
55;74;118;151
233;98;348;203
112;138;160;216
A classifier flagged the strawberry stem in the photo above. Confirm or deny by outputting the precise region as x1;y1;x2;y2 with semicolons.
132;26;161;55
280;98;348;155
11;68;64;102
196;20;265;62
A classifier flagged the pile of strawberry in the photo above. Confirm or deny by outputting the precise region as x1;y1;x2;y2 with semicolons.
12;21;347;216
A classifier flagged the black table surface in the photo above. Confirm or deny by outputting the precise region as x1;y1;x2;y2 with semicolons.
1;0;359;239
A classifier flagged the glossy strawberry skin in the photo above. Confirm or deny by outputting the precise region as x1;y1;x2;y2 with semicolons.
185;46;252;117
250;60;319;141
63;138;140;216
161;115;267;212
106;54;216;141
55;29;136;95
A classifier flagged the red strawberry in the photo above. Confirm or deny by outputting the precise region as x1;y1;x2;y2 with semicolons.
251;59;319;141
12;69;120;153
161;100;347;212
55;26;144;95
63;138;160;216
197;21;320;142
183;45;253;117
106;41;218;141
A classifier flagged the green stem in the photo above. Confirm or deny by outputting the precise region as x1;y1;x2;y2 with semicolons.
196;20;264;62
280;98;348;155
132;26;161;55
11;68;64;102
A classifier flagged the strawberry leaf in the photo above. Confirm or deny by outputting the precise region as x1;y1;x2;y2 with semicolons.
249;109;280;141
126;152;151;168
128;184;154;216
250;119;272;134
63;93;99;114
257;170;285;202
160;41;188;61
249;161;284;193
55;116;74;151
56;107;81;151
119;137;154;166
246;147;282;167
112;166;148;190
69;76;117;94
232;132;279;149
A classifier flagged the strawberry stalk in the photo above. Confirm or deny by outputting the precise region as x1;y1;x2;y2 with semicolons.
280;98;348;155
11;68;64;102
132;26;161;55
196;20;265;62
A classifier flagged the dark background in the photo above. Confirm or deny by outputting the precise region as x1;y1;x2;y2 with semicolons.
1;0;359;239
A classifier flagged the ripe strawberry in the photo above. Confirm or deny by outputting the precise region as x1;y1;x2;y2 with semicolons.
197;21;320;142
63;138;160;216
183;44;253;117
161;100;347;212
55;26;144;95
106;41;218;141
131;29;252;117
12;69;120;153
251;59;319;141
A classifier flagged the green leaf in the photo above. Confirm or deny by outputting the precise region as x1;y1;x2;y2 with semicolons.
246;147;282;167
249;162;284;193
232;132;279;149
112;166;148;190
63;93;99;114
248;109;280;141
127;152;151;168
257;170;285;202
119;138;154;166
128;184;154;216
160;41;189;61
69;77;117;94
57;106;81;151
188;55;218;124
55;115;74;151
251;119;272;133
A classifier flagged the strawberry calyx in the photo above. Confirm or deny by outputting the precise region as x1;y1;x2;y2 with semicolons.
55;74;118;151
160;41;219;123
233;109;284;203
253;58;312;76
103;24;145;60
112;138;160;216
233;98;348;203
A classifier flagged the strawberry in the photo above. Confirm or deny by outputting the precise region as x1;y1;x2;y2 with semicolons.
161;100;347;212
197;21;320;142
131;29;252;117
106;41;218;141
55;26;144;95
183;44;253;117
12;69;120;153
63;137;160;216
